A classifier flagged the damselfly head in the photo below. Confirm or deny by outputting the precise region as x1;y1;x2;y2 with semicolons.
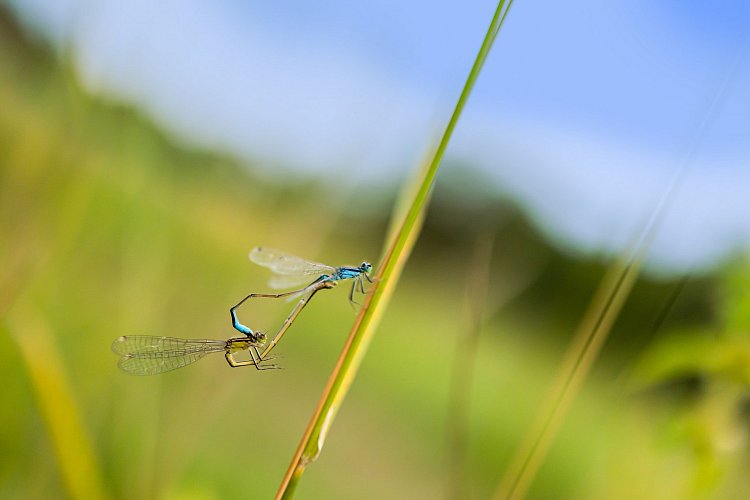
256;331;267;343
360;261;372;273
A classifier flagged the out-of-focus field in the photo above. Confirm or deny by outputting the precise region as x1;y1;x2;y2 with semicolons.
2;10;749;499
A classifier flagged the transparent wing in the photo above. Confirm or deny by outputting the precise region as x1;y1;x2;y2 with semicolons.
112;335;226;356
117;350;214;375
112;336;227;376
250;247;336;288
268;273;320;290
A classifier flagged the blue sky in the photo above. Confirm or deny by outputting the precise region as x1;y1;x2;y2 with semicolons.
7;0;750;274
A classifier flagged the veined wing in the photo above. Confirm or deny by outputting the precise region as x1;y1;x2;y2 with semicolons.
250;247;336;278
268;273;321;290
112;335;227;356
112;336;226;375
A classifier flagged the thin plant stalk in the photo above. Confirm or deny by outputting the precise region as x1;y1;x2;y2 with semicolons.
494;241;647;500
276;1;515;497
446;230;541;499
494;37;746;500
445;234;495;499
493;155;685;500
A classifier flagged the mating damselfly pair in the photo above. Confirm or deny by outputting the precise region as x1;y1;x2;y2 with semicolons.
112;247;372;375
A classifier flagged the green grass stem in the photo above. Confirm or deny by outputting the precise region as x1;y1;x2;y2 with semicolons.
276;2;515;497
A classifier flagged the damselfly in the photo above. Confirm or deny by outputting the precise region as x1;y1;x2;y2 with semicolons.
250;246;372;303
229;247;372;337
111;334;276;375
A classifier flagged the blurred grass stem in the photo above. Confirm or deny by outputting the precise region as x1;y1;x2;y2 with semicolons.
494;242;647;500
494;35;747;500
5;307;109;500
445;234;495;499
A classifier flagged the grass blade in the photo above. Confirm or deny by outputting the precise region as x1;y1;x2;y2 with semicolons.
494;241;647;500
445;234;495;498
276;1;515;497
5;306;109;500
493;37;747;500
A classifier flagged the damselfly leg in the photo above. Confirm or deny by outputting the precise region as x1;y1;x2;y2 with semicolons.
228;278;334;365
225;342;280;370
229;276;330;337
257;279;334;360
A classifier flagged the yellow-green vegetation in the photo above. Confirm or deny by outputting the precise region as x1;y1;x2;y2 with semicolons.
1;7;749;500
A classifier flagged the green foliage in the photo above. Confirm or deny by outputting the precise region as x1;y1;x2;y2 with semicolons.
629;261;750;496
1;6;749;500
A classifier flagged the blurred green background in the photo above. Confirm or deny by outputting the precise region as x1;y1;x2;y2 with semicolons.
2;6;750;499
